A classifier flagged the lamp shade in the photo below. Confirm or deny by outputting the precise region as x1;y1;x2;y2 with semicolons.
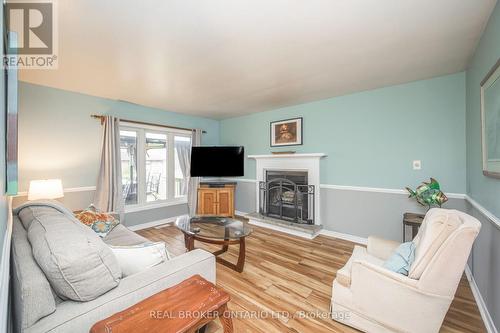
28;179;64;200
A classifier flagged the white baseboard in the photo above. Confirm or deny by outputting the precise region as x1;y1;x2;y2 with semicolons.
247;218;319;240
465;266;498;333
127;216;180;231
319;229;368;245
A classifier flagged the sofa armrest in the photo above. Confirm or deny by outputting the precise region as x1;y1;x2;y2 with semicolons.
367;236;400;260
352;259;418;287
25;249;215;333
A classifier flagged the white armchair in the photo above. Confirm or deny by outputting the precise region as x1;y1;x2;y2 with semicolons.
331;208;481;333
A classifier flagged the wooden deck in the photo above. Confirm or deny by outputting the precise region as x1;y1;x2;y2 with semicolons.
137;221;486;333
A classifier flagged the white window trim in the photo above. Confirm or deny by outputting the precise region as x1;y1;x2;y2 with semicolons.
120;122;191;210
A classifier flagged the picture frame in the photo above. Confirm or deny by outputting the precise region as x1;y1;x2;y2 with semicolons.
480;57;500;179
270;117;303;147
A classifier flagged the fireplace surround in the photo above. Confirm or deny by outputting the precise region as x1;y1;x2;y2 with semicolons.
248;153;326;227
259;170;315;224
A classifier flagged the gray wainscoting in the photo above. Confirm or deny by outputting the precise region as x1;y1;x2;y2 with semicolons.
466;200;500;330
124;204;188;227
231;179;467;242
320;187;466;241
234;180;258;213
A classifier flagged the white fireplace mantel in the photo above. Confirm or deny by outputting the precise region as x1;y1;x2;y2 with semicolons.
248;153;326;159
248;153;327;225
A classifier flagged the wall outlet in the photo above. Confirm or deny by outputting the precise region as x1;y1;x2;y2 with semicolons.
413;160;422;170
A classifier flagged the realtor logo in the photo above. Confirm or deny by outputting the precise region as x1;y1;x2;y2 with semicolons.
4;0;58;69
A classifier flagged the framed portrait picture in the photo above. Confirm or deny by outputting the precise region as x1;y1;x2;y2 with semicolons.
480;57;500;179
270;117;303;147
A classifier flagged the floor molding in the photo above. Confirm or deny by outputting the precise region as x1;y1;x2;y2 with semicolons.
319;229;368;245
465;266;498;333
127;216;179;231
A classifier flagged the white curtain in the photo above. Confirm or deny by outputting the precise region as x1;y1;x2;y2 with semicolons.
175;139;191;196
94;116;124;214
188;129;202;216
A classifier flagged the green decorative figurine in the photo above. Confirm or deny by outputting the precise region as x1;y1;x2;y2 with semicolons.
406;178;448;209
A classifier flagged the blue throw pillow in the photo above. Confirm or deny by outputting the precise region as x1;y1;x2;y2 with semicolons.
383;241;416;276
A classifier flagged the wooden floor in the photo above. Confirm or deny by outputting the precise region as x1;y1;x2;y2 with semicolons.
137;221;486;333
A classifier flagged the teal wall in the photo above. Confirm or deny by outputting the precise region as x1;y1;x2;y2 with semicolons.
465;2;500;329
221;73;467;193
18;82;220;191
466;3;500;217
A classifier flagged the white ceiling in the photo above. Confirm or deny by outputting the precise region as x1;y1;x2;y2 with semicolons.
19;0;497;119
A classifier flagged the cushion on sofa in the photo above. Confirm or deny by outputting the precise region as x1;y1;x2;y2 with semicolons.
109;242;170;277
75;205;120;238
382;241;416;275
15;199;76;230
11;217;57;330
103;224;151;246
17;204;122;301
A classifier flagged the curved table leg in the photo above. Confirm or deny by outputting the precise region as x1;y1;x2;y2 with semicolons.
223;226;229;252
184;234;195;251
186;233;247;273
235;237;246;273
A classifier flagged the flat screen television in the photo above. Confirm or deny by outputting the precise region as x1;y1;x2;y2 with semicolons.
190;146;244;177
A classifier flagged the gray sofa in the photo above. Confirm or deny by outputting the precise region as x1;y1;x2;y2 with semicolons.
11;203;216;333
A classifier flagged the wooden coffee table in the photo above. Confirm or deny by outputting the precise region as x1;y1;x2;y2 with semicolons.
90;275;233;333
176;216;252;273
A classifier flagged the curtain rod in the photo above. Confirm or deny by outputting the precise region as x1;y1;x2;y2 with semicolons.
91;115;207;134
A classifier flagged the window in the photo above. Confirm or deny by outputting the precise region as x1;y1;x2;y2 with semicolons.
120;123;191;209
120;130;138;205
145;132;167;202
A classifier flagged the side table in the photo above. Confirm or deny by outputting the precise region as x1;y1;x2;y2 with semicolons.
403;212;425;242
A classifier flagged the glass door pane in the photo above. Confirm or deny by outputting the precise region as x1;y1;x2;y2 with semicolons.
146;132;167;202
120;130;138;205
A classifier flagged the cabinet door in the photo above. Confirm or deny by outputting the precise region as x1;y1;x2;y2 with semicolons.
198;189;217;215
216;189;234;217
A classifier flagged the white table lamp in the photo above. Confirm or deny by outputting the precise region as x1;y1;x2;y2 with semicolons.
28;179;64;200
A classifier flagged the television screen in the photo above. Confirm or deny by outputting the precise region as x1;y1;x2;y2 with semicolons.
190;146;244;177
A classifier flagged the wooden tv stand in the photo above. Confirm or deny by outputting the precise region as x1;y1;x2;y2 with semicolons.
197;181;236;217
